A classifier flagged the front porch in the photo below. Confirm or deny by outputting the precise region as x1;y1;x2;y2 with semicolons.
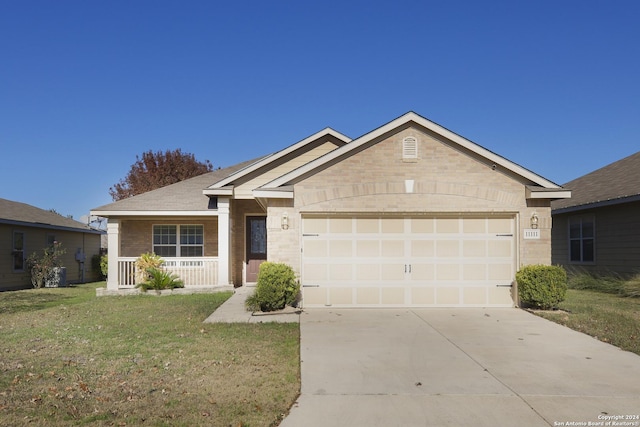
115;256;220;288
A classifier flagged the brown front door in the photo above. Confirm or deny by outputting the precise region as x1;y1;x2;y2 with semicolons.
246;216;267;283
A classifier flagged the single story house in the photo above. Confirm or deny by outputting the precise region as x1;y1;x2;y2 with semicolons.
91;112;570;307
0;198;104;290
551;151;640;276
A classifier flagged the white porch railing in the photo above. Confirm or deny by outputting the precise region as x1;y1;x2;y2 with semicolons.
116;257;219;288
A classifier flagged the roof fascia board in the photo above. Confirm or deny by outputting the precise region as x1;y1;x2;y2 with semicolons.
90;210;219;217
0;219;103;234
202;186;233;196
525;188;572;199
252;189;294;199
206;128;351;190
552;194;640;215
264;112;562;189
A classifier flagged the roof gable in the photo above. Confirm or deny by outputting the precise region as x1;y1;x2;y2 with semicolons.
260;112;565;192
552;150;640;213
203;128;350;195
0;198;100;233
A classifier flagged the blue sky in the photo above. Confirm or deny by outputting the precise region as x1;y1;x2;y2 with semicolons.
2;1;639;223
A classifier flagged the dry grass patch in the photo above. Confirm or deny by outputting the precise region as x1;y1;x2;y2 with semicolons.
536;289;640;356
0;283;299;426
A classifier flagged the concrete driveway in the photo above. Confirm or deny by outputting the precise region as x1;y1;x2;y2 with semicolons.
280;308;640;427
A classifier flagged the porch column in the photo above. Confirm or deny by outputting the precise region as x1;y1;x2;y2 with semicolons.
106;219;120;291
217;198;231;286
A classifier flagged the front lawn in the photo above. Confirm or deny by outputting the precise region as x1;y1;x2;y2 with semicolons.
0;282;300;426
536;289;640;356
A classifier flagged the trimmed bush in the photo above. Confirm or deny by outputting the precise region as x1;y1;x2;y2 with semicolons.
136;267;184;292
516;264;567;310
245;262;300;312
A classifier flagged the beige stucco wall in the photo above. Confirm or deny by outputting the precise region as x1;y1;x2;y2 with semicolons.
265;125;553;278
0;224;102;290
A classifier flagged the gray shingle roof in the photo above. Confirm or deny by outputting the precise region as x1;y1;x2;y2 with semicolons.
0;198;99;232
551;151;640;212
92;158;263;212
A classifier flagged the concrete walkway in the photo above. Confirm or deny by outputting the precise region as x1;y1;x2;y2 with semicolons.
203;286;301;323
281;308;640;427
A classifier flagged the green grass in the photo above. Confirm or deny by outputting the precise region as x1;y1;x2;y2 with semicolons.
0;282;300;427
536;289;640;356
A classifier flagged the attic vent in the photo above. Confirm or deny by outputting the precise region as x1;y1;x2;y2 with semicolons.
402;137;418;161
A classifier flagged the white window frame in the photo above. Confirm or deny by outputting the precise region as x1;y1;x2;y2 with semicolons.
152;224;204;257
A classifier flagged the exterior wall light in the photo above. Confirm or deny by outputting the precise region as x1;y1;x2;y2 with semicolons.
281;212;289;230
530;212;539;229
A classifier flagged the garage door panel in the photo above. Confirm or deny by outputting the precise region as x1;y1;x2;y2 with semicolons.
411;218;434;233
463;264;487;280
356;240;379;257
329;240;352;257
436;240;460;257
382;240;404;257
463;218;486;233
381;287;405;305
463;287;487;305
463;240;486;257
436;287;460;305
381;218;404;233
329;264;352;281
356;218;379;233
436;218;459;233
304;240;327;258
303;263;327;282
488;264;513;281
409;263;434;281
411;240;434;257
381;263;405;281
329;288;353;305
436;264;460;281
356;287;380;304
301;215;515;307
488;218;512;233
329;218;352;233
356;264;380;281
488;240;511;257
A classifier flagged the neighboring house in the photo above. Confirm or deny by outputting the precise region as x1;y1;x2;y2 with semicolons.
91;112;570;307
0;198;104;291
551;151;640;277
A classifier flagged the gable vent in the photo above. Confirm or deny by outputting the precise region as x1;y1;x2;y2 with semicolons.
402;136;418;160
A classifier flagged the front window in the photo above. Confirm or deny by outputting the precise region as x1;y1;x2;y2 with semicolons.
569;216;595;263
153;225;203;257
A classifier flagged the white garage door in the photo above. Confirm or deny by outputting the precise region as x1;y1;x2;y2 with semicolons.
301;215;516;307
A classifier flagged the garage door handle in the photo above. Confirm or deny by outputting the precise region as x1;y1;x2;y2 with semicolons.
496;284;513;287
303;233;319;237
496;234;513;237
404;264;412;273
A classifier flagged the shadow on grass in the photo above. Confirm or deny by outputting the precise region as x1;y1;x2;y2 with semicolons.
0;288;79;315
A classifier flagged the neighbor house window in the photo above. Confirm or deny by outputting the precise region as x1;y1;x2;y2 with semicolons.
13;231;25;271
402;136;418;160
153;225;203;257
569;216;595;263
